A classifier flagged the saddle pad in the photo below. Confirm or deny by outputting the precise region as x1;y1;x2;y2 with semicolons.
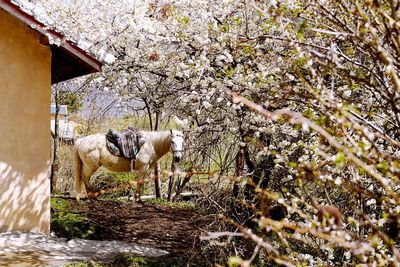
106;128;139;159
106;140;121;156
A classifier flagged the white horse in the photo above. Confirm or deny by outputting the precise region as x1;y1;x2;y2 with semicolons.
74;129;184;201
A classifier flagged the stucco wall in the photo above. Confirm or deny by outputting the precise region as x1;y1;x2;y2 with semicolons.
0;10;51;234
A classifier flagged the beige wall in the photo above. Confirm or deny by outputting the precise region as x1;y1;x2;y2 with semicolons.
0;10;51;234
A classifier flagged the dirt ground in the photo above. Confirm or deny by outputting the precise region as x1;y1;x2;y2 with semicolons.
52;198;214;256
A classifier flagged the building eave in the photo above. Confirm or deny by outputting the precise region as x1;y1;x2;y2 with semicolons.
0;0;102;84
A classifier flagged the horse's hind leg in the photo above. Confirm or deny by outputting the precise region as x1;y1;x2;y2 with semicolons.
134;167;148;202
82;166;97;199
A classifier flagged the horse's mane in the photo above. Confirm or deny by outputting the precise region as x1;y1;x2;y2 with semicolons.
140;130;183;141
139;130;182;153
140;130;170;143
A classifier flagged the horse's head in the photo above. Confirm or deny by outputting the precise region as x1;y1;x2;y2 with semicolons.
170;130;184;163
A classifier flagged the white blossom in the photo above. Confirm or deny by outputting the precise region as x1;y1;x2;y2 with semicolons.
202;101;212;109
174;116;188;127
366;199;376;206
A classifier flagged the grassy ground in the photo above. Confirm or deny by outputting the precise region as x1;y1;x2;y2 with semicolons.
51;197;213;267
64;254;194;267
51;198;101;240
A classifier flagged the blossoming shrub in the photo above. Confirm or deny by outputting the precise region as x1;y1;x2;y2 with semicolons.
28;0;400;264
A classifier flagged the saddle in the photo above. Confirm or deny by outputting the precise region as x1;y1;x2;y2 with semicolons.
106;127;140;162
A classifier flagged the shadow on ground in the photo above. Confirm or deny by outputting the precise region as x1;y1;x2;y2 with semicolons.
0;232;167;267
50;198;215;266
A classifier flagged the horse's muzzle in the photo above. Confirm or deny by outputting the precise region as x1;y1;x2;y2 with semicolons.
173;156;181;163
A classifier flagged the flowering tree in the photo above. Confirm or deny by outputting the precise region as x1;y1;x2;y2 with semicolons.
20;0;400;265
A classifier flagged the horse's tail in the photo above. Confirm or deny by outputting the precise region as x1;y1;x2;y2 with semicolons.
74;144;83;201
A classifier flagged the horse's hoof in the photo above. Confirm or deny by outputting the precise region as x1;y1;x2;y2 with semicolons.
134;198;143;203
87;191;98;200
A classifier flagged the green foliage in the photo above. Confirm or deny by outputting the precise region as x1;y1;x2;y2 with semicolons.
334;152;346;168
64;262;104;267
177;16;190;27
147;198;196;210
376;161;389;175
59;90;82;113
113;254;190;267
65;254;203;267
90;170;136;200
234;17;241;27
302;108;315;119
227;256;243;267
51;198;100;239
217;22;231;33
51;198;70;211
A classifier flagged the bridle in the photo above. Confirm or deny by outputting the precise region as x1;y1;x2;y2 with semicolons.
172;148;183;154
170;131;184;155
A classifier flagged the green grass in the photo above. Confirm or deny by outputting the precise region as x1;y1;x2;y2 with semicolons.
88;170;137;200
147;198;196;210
64;262;104;267
51;198;100;239
112;254;189;267
63;253;193;267
51;198;70;210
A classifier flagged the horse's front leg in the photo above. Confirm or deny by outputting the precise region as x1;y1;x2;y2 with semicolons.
133;146;152;202
134;166;149;202
134;176;145;202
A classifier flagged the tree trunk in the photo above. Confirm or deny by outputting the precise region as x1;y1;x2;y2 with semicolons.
172;170;193;201
50;86;60;193
154;111;162;198
143;98;153;130
233;146;245;197
233;115;245;197
154;162;161;198
167;162;176;201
